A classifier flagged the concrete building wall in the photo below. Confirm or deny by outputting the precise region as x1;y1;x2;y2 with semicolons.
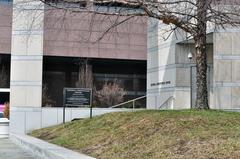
213;30;240;110
43;8;147;60
147;21;178;109
33;108;131;128
174;44;214;108
147;20;214;109
10;0;44;134
0;3;11;54
0;4;147;60
7;2;147;134
1;1;147;134
11;107;132;133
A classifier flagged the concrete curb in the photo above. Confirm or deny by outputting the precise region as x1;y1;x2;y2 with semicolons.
10;133;96;159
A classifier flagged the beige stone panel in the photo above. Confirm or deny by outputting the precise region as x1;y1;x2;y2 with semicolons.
147;69;176;89
232;33;240;54
147;90;175;110
232;61;240;82
209;87;214;109
12;3;44;31
10;86;42;107
11;60;42;81
173;90;190;109
148;30;157;39
214;87;231;109
26;86;42;107
147;52;159;69
157;91;174;109
10;86;27;107
158;46;175;66
158;68;176;88
12;14;43;32
158;48;168;66
12;34;43;55
231;87;240;109
27;35;43;55
147;36;158;49
214;60;232;82
11;35;28;55
147;95;157;109
176;67;190;87
147;71;159;89
11;61;27;81
214;32;232;54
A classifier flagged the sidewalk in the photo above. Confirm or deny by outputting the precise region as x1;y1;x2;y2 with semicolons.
0;139;35;159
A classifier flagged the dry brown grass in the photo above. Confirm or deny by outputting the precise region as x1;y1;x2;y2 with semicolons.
31;110;240;159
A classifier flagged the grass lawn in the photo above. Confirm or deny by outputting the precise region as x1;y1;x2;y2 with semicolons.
30;110;240;159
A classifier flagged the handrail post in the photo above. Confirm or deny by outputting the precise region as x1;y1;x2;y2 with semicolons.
133;100;135;109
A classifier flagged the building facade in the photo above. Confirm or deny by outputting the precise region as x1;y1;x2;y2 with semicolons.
3;0;240;134
0;0;147;133
147;19;240;111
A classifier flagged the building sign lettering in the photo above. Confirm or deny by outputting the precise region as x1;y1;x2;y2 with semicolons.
151;81;171;87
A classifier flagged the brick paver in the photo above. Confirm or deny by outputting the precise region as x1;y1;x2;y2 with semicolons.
0;139;35;159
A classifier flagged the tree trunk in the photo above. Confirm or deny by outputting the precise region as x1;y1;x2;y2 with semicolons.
194;0;209;109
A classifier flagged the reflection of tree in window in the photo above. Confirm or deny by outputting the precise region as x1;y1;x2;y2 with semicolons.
0;64;8;88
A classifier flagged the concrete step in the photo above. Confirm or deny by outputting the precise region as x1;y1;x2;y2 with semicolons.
10;134;95;159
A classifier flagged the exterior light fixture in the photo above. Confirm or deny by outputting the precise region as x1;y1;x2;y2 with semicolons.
188;52;193;60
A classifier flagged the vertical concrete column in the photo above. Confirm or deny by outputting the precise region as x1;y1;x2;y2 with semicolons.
147;19;159;109
10;0;44;133
213;30;240;110
147;20;177;109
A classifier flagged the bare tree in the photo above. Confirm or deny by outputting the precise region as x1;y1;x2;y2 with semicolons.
40;0;240;109
75;59;93;89
0;64;8;88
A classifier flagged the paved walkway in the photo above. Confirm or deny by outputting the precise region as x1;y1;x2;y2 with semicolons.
0;139;35;159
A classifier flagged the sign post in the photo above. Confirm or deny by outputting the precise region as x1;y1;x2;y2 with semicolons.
63;88;92;124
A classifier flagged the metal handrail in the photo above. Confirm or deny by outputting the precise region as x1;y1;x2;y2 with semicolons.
158;96;174;109
110;95;146;108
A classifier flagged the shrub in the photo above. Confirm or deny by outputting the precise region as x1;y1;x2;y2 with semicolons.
95;82;126;107
42;84;56;107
